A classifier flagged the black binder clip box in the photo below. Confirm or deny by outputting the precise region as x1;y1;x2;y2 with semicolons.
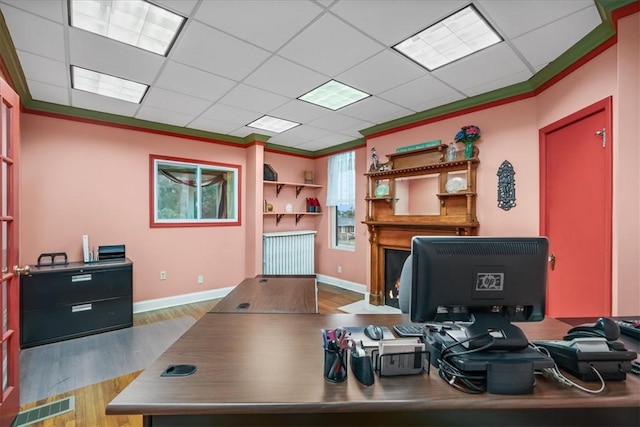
98;244;126;261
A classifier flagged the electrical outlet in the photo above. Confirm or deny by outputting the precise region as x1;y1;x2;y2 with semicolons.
337;266;342;273
160;271;167;280
197;275;204;284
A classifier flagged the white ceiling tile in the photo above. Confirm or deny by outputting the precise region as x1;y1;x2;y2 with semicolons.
409;93;467;114
144;87;212;116
341;97;413;124
188;117;243;135
308;112;372;133
337;50;425;95
27;79;69;105
152;0;199;16
433;44;531;92
171;21;270;81
244;56;328;98
228;125;263;138
272;124;331;143
305;133;355;148
71;90;141;117
17;50;67;87
294;138;340;151
218;84;289;114
269;100;332;124
511;5;602;69
155;61;236;102
478;0;595;39
194;0;323;52
136;105;196;128
331;0;467;45
1;4;65;60
68;27;164;84
199;103;261;126
0;0;64;23
379;74;461;112
278;13;384;76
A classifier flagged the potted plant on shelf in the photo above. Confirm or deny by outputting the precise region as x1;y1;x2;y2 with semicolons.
454;125;481;159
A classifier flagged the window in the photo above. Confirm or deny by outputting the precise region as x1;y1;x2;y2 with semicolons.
327;151;355;249
151;155;240;227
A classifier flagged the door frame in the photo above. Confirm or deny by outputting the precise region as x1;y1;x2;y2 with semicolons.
538;96;613;314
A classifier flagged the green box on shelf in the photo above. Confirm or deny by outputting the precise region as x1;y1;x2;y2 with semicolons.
395;139;441;153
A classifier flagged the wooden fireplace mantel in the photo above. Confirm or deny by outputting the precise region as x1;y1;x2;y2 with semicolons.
364;145;480;306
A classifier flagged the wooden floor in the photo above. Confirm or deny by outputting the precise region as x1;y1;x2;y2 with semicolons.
17;283;362;427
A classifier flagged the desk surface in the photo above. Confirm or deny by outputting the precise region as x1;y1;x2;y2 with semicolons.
107;313;639;425
209;276;317;313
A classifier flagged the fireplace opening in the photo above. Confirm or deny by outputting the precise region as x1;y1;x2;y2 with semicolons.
384;249;410;308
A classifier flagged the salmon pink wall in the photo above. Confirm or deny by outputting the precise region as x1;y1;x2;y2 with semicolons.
20;114;249;302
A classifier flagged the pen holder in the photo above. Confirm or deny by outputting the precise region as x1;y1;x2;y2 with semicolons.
324;348;347;383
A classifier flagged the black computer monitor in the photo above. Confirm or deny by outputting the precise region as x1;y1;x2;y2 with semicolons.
410;236;549;351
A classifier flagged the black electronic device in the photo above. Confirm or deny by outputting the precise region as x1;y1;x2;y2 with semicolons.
616;319;640;340
98;244;126;261
393;324;425;337
533;338;637;381
564;317;620;341
410;236;549;352
364;324;384;340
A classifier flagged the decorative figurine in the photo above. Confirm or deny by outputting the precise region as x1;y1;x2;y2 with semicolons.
370;148;379;172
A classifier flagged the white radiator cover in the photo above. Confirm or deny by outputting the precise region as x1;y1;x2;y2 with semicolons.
263;231;316;275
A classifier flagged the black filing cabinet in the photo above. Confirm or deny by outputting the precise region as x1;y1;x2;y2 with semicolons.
20;259;133;348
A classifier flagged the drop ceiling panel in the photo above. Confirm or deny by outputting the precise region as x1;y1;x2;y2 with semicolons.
68;27;165;84
378;74;462;112
16;50;67;88
512;6;602;69
1;5;65;60
143;87;212;116
188;116;243;135
337;50;425;95
27;80;68;105
154;61;236;102
308;112;374;133
136;105;197;127
199;103;261;126
218;84;289;114
479;0;595;39
278;13;384;76
330;0;468;45
153;0;199;16
194;0;323;52
269;100;332;124
171;21;270;81
1;0;64;23
243;56;328;98
71;90;141;117
341;96;414;124
433;44;532;94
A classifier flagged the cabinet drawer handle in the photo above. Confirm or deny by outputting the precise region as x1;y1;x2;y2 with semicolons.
72;274;92;282
72;303;92;312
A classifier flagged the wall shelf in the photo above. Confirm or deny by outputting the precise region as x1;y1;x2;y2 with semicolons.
264;181;322;198
264;212;322;226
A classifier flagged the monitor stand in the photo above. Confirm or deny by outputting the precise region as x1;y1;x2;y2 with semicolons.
464;312;530;351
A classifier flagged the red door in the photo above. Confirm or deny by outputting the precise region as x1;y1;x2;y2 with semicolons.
0;77;21;426
540;97;612;317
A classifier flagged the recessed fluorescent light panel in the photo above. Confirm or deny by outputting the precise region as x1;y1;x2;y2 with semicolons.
247;116;300;133
69;0;185;56
394;5;502;71
71;66;148;103
298;80;370;110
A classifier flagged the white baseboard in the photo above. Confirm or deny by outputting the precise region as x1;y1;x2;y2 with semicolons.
316;274;367;295
133;287;234;314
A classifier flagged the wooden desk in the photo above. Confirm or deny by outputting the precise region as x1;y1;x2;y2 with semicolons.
209;276;317;313
107;313;639;426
